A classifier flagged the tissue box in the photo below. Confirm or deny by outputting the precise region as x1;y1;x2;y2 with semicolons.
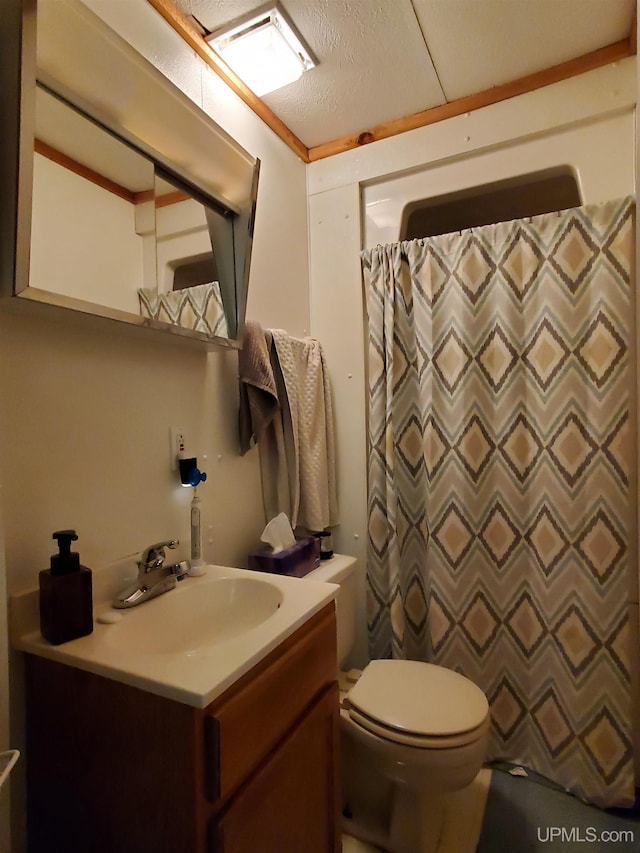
248;537;320;578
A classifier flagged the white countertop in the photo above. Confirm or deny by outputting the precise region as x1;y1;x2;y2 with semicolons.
11;561;340;709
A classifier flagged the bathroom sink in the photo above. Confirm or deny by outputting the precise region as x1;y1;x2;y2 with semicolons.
104;576;283;654
12;562;339;708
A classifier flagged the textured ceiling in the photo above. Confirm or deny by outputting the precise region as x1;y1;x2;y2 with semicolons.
171;0;635;148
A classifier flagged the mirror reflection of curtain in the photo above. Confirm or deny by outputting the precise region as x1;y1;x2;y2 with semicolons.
361;197;636;807
138;281;229;338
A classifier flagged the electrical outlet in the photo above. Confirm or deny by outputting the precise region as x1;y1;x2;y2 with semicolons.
169;427;185;470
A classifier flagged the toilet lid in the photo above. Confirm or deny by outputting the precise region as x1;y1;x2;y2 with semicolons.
348;660;488;738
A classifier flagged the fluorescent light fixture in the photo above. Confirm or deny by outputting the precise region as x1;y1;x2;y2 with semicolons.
206;4;317;97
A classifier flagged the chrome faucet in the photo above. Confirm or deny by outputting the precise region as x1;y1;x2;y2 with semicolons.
113;539;189;609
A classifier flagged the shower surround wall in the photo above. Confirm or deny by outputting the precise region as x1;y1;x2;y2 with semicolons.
308;60;636;684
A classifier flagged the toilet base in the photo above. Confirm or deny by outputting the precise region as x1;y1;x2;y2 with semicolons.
342;768;492;853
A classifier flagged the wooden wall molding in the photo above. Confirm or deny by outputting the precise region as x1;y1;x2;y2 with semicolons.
145;0;636;165
34;141;191;207
34;138;140;203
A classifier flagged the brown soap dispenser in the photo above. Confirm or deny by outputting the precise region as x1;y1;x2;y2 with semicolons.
39;530;93;645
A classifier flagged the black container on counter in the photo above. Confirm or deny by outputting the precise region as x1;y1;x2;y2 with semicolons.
39;530;93;645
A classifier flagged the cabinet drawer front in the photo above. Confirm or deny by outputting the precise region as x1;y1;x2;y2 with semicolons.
210;685;340;853
205;603;336;802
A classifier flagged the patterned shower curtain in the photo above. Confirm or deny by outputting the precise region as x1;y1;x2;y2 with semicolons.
361;197;636;807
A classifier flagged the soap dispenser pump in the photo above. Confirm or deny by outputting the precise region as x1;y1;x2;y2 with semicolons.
39;530;93;645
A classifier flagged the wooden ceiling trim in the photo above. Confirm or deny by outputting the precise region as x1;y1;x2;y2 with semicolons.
34;138;139;203
32;142;200;209
145;0;310;162
146;1;634;166
308;38;634;161
155;188;190;207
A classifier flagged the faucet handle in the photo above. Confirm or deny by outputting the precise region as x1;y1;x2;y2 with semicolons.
170;560;190;581
140;539;179;572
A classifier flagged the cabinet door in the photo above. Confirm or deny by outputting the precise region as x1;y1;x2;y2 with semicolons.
25;655;200;853
211;684;340;853
204;604;337;804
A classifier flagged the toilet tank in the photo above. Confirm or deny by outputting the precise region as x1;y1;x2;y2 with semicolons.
305;555;358;668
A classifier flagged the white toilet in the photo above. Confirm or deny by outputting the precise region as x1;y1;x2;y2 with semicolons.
306;555;490;853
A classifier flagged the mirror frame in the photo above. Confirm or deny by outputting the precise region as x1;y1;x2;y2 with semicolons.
1;0;260;347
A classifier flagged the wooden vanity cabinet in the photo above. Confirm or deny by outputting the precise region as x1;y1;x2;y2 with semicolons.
25;603;340;853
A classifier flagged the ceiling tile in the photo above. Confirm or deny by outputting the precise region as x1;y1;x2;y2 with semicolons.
414;0;635;100
168;0;635;149
178;0;446;147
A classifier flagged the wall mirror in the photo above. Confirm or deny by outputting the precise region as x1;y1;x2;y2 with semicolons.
2;0;260;346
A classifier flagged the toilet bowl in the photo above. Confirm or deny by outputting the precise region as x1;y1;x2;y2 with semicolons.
306;556;490;853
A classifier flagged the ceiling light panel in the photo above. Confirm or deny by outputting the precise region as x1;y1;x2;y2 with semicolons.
206;4;317;96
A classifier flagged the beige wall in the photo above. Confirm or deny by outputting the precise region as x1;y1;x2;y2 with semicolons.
31;154;145;313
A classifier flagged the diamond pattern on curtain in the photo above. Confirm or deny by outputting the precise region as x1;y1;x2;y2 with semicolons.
138;281;229;337
361;196;636;807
